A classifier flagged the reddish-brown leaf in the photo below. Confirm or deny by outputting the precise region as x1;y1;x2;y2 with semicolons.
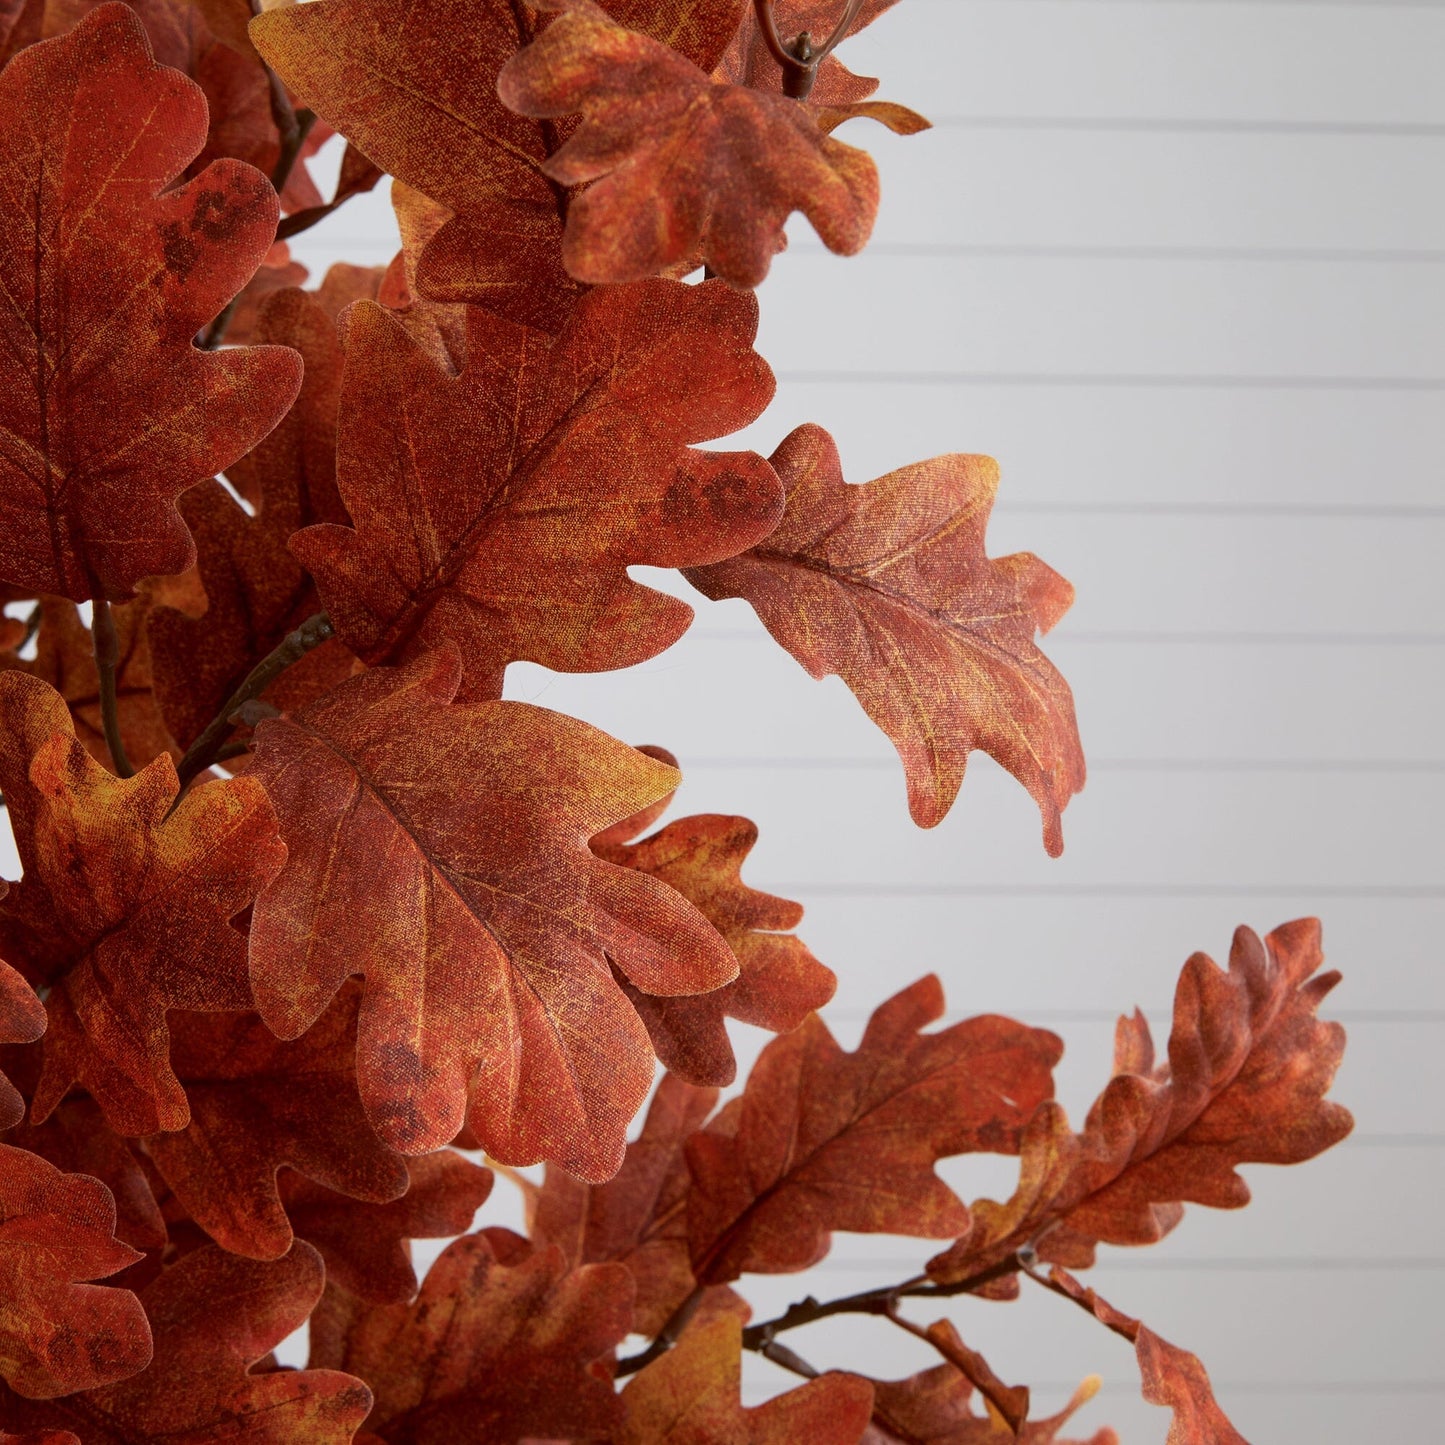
687;423;1084;853
531;1072;718;1336
0;4;302;601
280;1148;493;1304
686;976;1061;1283
149;286;354;749
0;671;285;1135
222;239;310;345
309;1231;632;1443
863;1364;1116;1445
246;649;738;1176
289;278;781;702
618;1314;874;1443
0;1431;79;1445
142;986;410;1261
0;1141;151;1398
0;952;45;1130
595;813;835;1085
0;0;45;64
919;1319;1029;1435
498;0;883;287
0;1241;373;1441
930;920;1353;1282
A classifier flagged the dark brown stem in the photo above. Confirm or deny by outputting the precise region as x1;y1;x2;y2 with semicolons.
20;600;42;648
175;612;334;788
613;1286;706;1378
92;599;135;779
751;0;864;99
759;1339;820;1380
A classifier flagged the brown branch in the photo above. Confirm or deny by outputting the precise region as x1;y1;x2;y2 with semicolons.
758;1339;820;1380
91;599;135;779
613;1285;706;1378
1019;1256;1139;1344
20;599;42;648
751;0;865;99
174;612;334;789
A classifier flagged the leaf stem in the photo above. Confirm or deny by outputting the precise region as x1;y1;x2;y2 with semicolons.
613;1285;707;1378
175;611;334;788
92;598;135;779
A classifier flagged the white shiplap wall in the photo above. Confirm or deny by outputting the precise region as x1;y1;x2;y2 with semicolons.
5;2;1440;1439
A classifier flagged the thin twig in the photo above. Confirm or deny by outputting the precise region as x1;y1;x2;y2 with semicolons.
759;1339;821;1380
174;612;334;789
20;600;41;648
613;1285;706;1378
91;599;135;779
1019;1256;1139;1343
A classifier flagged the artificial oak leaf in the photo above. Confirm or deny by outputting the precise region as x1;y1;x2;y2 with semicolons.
595;813;836;1085
290;278;781;702
929;920;1352;1282
617;1314;874;1444
381;181;468;373
0;3;302;603
686;423;1085;854
0;954;46;1130
686;975;1061;1283
149;287;354;749
222;239;310;345
498;0;882;287
863;1365;1116;1445
531;1072;718;1336
308;1231;632;1443
0;598;175;772
0;0;43;63
280;1149;494;1304
0;1432;79;1445
918;1319;1028;1436
0;670;286;1135
0;1141;151;1399
591;745;681;851
313;259;387;320
143;986;410;1261
246;649;738;1176
0;1242;373;1442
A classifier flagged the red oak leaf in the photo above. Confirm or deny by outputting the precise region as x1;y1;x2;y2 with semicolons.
0;1242;373;1441
595;813;836;1085
0;4;302;601
619;1314;874;1443
246;649;738;1176
280;1149;494;1305
1;1431;79;1445
309;1231;633;1443
289;278;780;702
0;670;286;1135
0;0;44;63
143;986;410;1261
687;423;1084;852
686;976;1061;1283
149;287;354;750
498;0;884;287
929;920;1353;1282
0;952;46;1129
313;259;387;320
0;1141;151;1399
531;1072;718;1336
222;240;310;345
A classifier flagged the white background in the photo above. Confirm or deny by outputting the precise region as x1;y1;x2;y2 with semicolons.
6;1;1442;1439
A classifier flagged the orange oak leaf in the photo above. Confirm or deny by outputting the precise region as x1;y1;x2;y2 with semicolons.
222;239;310;345
143;986;411;1261
919;1319;1028;1435
246;649;738;1176
0;953;46;1129
0;670;286;1136
309;1231;633;1442
289;278;781;703
0;1242;373;1441
0;1141;151;1399
498;0;884;287
149;287;354;749
863;1364;1116;1445
687;423;1084;853
929;920;1353;1282
594;813;836;1085
0;4;303;602
0;598;176;772
686;976;1061;1283
279;1148;494;1305
618;1314;874;1444
531;1072;719;1336
313;259;387;321
1042;1268;1246;1445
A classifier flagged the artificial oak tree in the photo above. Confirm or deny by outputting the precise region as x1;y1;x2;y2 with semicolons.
0;2;1350;1441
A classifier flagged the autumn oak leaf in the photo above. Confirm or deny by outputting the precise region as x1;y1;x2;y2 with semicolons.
309;1231;632;1443
0;4;302;601
595;813;836;1085
246;649;738;1177
0;670;286;1135
0;1242;373;1442
0;1142;151;1399
498;0;883;287
687;423;1085;853
686;975;1061;1283
619;1314;875;1444
0;951;46;1129
290;277;781;702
